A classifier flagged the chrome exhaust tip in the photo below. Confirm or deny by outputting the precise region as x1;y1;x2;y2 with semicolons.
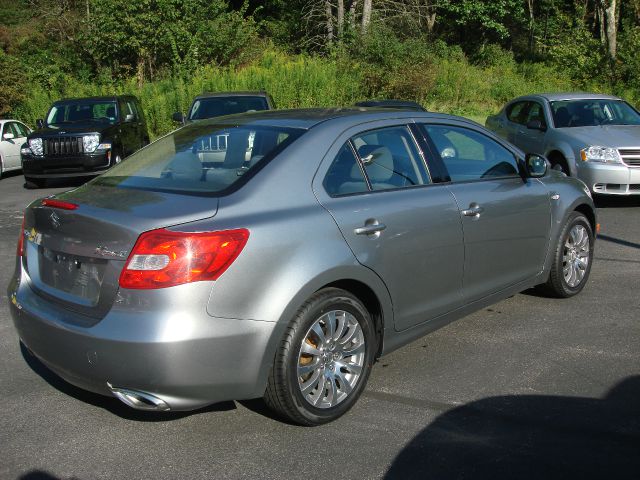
108;384;170;411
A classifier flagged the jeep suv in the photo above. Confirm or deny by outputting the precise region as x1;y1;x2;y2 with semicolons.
21;95;149;187
172;91;274;124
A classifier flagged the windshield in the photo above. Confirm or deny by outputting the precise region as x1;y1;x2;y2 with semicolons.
47;101;118;125
188;96;269;120
93;122;304;195
550;99;640;128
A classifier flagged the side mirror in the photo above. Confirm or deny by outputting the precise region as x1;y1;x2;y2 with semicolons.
3;132;15;141
172;112;185;124
124;113;135;123
36;119;44;129
525;153;548;178
526;119;546;131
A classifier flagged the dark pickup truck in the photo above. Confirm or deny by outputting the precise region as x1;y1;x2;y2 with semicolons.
21;95;149;187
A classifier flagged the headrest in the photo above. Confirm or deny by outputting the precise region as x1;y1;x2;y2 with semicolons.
356;145;394;182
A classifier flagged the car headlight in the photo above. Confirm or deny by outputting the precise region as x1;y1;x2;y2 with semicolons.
83;134;100;153
580;146;622;163
28;138;43;156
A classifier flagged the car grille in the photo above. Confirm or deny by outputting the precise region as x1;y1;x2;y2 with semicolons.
43;136;85;156
618;148;640;167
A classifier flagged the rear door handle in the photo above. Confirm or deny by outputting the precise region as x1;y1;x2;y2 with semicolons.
461;205;484;217
354;221;386;236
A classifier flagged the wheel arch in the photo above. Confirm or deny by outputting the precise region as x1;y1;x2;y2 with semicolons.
318;279;386;359
545;144;577;176
574;203;597;234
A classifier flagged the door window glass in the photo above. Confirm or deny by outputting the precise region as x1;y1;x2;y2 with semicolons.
324;143;368;196
506;101;530;125
124;100;139;121
5;122;19;138
13;122;29;137
525;102;547;128
352;126;429;191
425;125;519;182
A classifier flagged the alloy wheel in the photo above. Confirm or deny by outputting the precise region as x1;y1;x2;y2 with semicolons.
297;310;366;409
563;224;590;288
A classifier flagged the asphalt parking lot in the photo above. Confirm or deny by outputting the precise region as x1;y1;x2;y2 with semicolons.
1;171;639;480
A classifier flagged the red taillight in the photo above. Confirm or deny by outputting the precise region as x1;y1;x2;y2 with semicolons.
41;199;78;210
17;216;25;256
119;228;249;289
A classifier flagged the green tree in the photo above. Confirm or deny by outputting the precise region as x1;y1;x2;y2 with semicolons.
84;0;257;82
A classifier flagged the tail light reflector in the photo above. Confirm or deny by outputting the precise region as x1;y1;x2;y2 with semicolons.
42;199;78;210
17;216;25;257
119;228;249;289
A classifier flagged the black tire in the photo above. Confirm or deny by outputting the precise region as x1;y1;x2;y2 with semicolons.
541;212;594;298
111;148;123;166
264;288;375;426
24;177;47;189
549;154;570;176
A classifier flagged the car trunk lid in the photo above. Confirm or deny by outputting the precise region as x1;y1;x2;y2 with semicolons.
22;184;218;319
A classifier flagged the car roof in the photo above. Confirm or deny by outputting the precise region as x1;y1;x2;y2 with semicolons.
524;92;622;102
201;107;471;130
194;91;271;100
53;95;138;103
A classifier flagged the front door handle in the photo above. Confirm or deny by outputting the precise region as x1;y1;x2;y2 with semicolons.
354;220;387;236
461;204;484;218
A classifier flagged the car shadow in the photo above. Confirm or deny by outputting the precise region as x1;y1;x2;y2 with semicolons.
19;471;79;480
385;376;640;480
24;176;89;190
594;194;640;208
20;343;236;422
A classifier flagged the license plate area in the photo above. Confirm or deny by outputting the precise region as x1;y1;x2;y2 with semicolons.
39;247;107;304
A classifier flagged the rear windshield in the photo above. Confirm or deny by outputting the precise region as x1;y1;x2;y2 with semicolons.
47;101;118;125
189;96;269;120
550;99;640;127
93;123;304;195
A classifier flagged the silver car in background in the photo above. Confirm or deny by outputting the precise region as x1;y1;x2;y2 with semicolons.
9;108;596;425
486;93;640;195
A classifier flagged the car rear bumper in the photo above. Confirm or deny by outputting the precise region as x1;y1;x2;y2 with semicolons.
578;162;640;195
22;152;112;178
8;272;280;411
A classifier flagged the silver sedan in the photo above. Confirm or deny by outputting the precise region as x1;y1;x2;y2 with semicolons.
9;108;595;425
486;92;640;195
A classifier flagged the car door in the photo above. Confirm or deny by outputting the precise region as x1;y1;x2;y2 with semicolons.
514;101;548;156
502;101;531;145
315;123;465;331
1;122;22;170
421;122;551;304
118;99;137;156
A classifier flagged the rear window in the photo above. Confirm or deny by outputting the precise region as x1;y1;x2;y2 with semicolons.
94;123;304;195
189;96;269;120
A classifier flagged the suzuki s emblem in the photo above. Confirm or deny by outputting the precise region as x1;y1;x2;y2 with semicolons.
50;211;61;229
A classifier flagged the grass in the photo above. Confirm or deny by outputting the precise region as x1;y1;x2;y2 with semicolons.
13;46;589;140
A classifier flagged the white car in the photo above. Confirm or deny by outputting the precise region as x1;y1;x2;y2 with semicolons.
0;120;31;177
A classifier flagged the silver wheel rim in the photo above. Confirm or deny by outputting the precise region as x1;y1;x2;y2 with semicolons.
563;224;590;288
297;310;366;409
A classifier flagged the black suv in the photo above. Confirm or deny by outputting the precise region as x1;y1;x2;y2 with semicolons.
21;95;149;187
172;91;274;124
